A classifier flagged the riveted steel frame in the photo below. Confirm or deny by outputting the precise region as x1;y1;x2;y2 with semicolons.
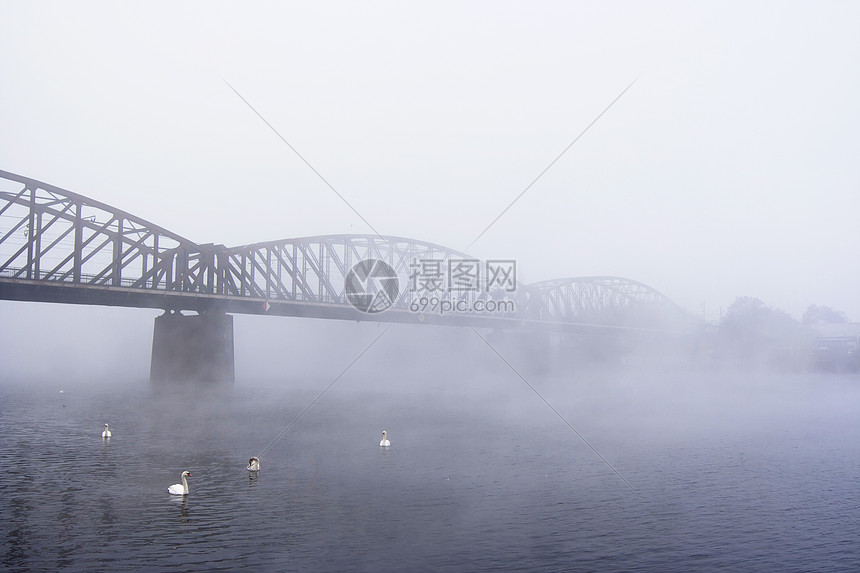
1;170;689;330
521;276;685;327
216;235;494;311
0;170;218;298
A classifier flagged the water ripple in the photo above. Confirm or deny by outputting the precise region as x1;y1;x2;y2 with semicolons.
1;377;859;572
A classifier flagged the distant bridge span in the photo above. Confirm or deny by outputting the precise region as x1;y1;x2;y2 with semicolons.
0;169;687;333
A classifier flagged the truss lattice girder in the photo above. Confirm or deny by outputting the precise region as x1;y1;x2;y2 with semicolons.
1;170;687;329
216;235;502;313
0;170;228;296
521;276;683;325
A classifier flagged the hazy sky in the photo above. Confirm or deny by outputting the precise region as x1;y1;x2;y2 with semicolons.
1;1;858;321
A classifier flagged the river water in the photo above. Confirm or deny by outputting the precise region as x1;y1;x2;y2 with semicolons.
1;367;858;572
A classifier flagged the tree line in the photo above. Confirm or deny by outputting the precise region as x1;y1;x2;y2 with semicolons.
709;298;856;371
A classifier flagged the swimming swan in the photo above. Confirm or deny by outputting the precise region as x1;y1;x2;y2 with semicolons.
247;457;261;471
102;423;111;439
168;471;192;495
379;430;390;447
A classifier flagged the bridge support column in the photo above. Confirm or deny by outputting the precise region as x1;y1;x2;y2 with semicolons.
150;311;235;384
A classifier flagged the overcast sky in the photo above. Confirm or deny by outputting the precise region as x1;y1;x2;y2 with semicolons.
1;1;858;321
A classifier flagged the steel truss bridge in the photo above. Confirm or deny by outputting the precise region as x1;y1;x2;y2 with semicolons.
0;169;689;334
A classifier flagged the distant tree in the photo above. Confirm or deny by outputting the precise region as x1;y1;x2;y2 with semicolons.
722;296;768;327
720;296;807;369
802;304;847;325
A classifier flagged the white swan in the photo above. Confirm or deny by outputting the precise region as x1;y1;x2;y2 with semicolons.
102;423;111;439
247;457;260;471
168;471;192;495
379;430;390;447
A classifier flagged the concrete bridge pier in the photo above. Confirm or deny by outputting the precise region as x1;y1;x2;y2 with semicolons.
150;310;235;384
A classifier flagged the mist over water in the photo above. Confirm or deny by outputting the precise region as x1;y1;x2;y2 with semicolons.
2;1;859;568
2;320;859;571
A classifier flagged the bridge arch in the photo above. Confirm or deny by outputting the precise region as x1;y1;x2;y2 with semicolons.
2;170;698;383
0;169;218;295
520;276;685;328
216;234;507;312
2;170;687;330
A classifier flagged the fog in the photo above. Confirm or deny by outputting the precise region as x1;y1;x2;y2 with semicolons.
1;2;858;465
1;2;859;322
2;296;855;445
